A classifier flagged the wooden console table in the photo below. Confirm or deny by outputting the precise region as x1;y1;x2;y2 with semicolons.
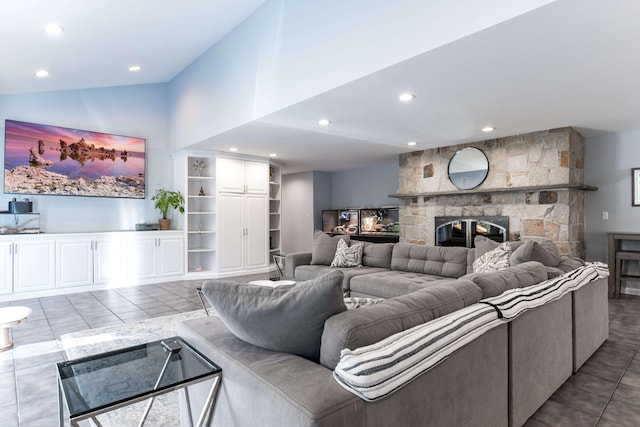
608;232;640;298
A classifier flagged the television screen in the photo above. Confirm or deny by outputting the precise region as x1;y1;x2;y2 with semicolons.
4;119;145;199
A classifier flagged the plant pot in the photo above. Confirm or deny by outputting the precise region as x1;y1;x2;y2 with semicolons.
159;218;171;230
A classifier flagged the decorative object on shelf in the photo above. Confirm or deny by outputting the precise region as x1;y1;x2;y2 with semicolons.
151;188;185;230
199;186;206;196
8;197;32;213
269;165;274;178
448;147;489;190
193;159;205;177
633;168;640;206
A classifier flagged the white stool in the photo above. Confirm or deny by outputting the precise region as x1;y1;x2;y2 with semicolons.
0;306;32;351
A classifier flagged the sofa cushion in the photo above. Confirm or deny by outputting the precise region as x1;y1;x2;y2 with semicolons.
361;242;395;269
294;264;388;291
349;270;449;299
474;235;524;259
330;239;363;267
472;242;511;273
511;240;561;268
390;243;469;278
462;261;549;298
320;278;483;369
201;270;347;362
311;231;350;265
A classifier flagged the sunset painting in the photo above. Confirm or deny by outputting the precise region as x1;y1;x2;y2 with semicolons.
4;119;145;198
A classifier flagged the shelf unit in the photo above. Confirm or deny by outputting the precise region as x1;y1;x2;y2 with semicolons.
608;232;640;297
184;156;217;275
269;163;282;258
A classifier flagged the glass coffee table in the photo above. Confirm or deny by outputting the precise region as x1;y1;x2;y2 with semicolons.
57;336;221;427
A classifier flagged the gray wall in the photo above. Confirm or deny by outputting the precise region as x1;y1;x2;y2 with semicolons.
330;161;399;208
281;160;399;253
313;171;332;230
585;129;640;262
281;171;315;253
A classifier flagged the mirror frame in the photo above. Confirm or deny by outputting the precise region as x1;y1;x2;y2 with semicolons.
447;147;489;190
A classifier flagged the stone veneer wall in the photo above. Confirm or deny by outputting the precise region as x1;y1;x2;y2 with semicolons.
398;127;586;257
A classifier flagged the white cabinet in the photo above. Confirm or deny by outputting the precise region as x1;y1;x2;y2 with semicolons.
0;242;13;294
125;233;184;282
56;236;127;287
13;239;55;293
1;238;56;294
216;157;269;194
219;193;269;273
94;237;126;284
56;239;94;288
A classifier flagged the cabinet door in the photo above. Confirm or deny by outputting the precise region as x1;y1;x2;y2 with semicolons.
219;193;245;272
13;240;55;292
125;236;156;281
216;158;245;193
0;242;13;294
56;239;93;288
245;194;269;269
244;161;269;194
94;238;125;284
156;235;184;277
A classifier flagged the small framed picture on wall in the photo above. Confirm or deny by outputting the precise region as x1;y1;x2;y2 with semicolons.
633;168;640;206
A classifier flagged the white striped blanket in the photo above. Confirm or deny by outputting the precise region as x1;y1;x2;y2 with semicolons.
333;262;609;401
480;261;609;320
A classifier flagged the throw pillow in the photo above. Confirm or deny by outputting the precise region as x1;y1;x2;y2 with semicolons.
511;240;561;267
473;235;501;259
200;270;347;362
310;230;350;265
330;239;363;267
472;242;512;273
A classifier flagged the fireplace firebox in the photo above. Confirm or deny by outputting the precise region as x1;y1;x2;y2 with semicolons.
435;216;509;248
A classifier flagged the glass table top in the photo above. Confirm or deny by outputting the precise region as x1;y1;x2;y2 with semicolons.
57;336;221;418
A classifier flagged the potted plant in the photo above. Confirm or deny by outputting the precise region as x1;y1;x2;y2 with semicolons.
151;189;185;230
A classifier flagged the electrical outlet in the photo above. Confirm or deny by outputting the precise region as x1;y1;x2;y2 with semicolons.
602;211;609;220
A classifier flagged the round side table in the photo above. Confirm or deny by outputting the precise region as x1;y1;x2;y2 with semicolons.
0;306;32;351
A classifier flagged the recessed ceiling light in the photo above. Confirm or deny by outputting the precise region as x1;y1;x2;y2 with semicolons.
128;65;141;72
407;141;417;146
318;119;331;126
269;153;277;158
482;126;496;132
35;70;49;78
398;93;416;102
44;24;64;35
229;147;238;152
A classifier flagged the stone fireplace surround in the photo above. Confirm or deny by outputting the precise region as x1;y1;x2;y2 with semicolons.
393;128;593;258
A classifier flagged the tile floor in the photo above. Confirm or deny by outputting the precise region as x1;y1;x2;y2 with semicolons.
0;279;639;427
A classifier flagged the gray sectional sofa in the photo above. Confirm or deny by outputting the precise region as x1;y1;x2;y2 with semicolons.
178;236;608;427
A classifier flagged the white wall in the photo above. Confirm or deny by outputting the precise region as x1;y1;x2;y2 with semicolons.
0;84;172;233
585;129;640;261
330;161;399;208
168;0;555;150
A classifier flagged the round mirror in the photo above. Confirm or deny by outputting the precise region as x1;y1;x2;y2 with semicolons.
448;147;489;190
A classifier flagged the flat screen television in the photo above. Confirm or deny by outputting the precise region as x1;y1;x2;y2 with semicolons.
4;119;146;199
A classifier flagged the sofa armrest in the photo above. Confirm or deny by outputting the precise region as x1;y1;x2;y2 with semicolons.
285;252;312;277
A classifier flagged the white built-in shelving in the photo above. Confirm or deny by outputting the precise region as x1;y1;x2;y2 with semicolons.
269;163;282;258
183;156;217;275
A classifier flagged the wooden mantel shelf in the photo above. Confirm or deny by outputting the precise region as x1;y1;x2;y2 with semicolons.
388;184;598;199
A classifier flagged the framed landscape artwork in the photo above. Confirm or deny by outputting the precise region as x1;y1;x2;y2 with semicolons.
4;119;146;199
633;168;640;206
